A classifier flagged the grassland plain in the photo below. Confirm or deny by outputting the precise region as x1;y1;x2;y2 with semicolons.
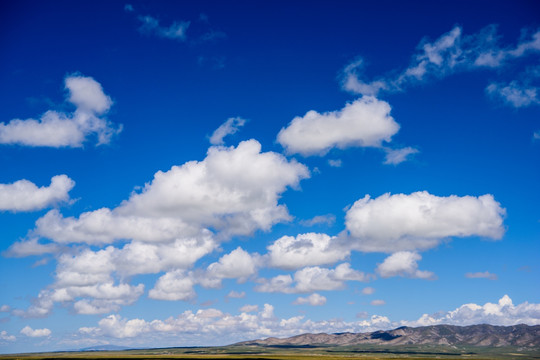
1;344;539;360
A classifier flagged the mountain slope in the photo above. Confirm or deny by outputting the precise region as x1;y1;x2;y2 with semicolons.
235;324;540;348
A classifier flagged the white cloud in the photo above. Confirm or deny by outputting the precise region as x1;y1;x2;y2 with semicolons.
293;293;327;306
384;147;419;165
138;15;190;41
256;263;370;293
65;76;113;114
0;75;120;147
0;305;10;312
0;175;74;212
361;287;375;295
465;271;498;280
344;191;506;252
20;326;51;337
0;331;15;342
486;81;539;107
371;299;386;306
376;251;435;280
124;4;134;12
277;97;400;156
267;233;349;270
226;291;245;299
239;304;258;312
209;117;246;145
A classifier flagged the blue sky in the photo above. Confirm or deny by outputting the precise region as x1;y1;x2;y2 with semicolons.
1;0;539;353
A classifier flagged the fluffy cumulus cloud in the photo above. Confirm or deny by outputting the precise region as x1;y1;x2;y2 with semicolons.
267;233;349;270
204;247;260;285
148;270;196;301
10;140;309;315
376;251;435;280
344;191;505;252
20;326;51;337
277;97;399;156
24;140;308;245
256;263;370;293
0;175;74;212
0;75;121;147
293;293;327;306
118;140;310;238
342;25;540;97
209;117;246;145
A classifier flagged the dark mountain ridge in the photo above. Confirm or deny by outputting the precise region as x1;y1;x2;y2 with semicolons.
235;324;540;348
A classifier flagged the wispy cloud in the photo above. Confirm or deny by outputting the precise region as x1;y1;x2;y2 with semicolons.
465;271;498;280
138;15;190;41
209;117;246;145
342;25;540;108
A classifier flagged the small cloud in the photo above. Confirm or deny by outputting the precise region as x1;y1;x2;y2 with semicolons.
534;131;540;140
376;251;436;280
124;4;134;12
209;117;246;145
328;159;342;167
465;271;498;280
20;326;51;337
0;75;120;148
239;304;258;312
361;287;375;295
356;311;369;319
299;214;336;227
384;147;419;165
138;15;190;41
0;331;15;342
0;305;10;312
200;299;218;307
32;258;50;267
293;293;327;306
371;299;386;306
226;291;246;299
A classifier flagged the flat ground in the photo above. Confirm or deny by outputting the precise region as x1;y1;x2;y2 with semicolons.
1;344;539;360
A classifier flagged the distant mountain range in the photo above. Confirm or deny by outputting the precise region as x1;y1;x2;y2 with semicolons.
79;344;130;351
235;324;540;348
